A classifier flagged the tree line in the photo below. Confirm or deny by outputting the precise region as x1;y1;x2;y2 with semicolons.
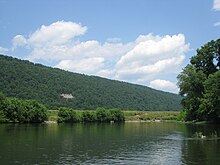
0;92;48;123
0;92;125;123
178;38;220;122
58;107;125;123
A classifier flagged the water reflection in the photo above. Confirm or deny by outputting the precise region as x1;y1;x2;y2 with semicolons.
0;122;220;164
181;124;220;165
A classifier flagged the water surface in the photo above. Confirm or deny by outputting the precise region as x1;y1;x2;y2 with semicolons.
0;122;220;164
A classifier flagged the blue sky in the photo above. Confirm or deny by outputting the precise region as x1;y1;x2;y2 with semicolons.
0;0;220;93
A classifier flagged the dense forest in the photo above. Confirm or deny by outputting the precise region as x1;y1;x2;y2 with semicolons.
0;54;182;111
178;38;220;122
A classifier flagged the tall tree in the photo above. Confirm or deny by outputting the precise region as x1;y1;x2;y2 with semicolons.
178;39;220;121
199;71;220;121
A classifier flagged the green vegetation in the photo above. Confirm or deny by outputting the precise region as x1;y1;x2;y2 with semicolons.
57;108;125;123
0;92;48;123
48;109;179;122
47;110;59;121
123;110;180;121
0;54;182;111
57;108;79;123
177;38;220;122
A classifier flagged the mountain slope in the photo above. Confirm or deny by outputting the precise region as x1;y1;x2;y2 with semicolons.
0;55;182;111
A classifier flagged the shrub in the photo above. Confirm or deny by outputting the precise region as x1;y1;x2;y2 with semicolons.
57;108;78;123
0;110;8;123
81;111;96;122
1;93;48;123
109;109;125;122
95;107;110;122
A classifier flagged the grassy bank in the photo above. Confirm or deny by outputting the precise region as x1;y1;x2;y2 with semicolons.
123;111;180;121
47;110;180;122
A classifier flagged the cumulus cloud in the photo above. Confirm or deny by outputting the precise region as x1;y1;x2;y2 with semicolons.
213;0;220;11
115;34;189;82
149;79;178;92
12;21;132;63
52;41;132;76
0;47;8;54
12;35;27;49
55;57;104;74
11;21;190;93
12;21;87;61
30;21;87;47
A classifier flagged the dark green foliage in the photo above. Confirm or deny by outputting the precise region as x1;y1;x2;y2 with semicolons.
0;55;182;111
57;108;125;123
0;93;47;123
177;38;220;122
199;71;220;121
82;111;96;122
0;93;8;122
26;100;48;123
95;108;125;122
0;92;7;111
96;107;110;122
0;110;8;123
177;65;206;121
57;108;78;123
108;109;125;122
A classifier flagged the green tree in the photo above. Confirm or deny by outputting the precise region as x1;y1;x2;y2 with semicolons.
177;39;220;121
0;110;8;123
96;108;110;122
1;93;47;123
82;111;96;122
57;108;70;123
4;98;21;122
199;71;220;121
109;109;125;122
190;40;218;76
0;92;7;110
57;108;78;123
177;65;206;120
27;100;48;123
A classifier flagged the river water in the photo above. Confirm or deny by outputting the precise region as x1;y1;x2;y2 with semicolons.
0;122;220;164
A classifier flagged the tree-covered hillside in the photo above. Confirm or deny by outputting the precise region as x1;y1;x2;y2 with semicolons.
0;55;182;111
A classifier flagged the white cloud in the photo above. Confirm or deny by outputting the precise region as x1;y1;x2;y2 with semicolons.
12;35;27;49
13;21;87;47
12;20;87;60
96;69;115;78
115;34;189;82
213;0;220;11
0;47;8;54
149;79;178;93
135;33;161;44
55;57;105;74
214;21;220;27
28;21;87;47
29;40;100;62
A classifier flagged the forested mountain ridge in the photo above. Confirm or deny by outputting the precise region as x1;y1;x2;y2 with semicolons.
0;54;182;111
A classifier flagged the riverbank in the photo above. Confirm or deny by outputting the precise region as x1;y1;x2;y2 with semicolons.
47;110;180;122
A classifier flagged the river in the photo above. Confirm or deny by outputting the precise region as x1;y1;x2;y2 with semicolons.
0;122;220;164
